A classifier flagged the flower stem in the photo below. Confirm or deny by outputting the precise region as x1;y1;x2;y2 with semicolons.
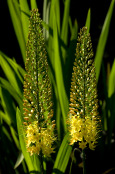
83;149;86;174
40;150;44;174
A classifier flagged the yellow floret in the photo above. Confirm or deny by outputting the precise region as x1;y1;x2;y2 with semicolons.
69;115;100;150
25;121;56;156
79;141;87;150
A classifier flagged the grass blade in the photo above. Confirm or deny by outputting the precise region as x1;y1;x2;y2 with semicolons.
14;152;24;169
53;10;69;133
61;0;70;62
108;59;115;145
19;0;30;42
1;52;25;83
65;19;78;95
43;0;50;40
95;0;115;82
7;0;26;62
0;88;16;125
49;0;60;33
10;126;20;150
85;8;91;33
108;59;115;98
0;78;22;106
0;53;22;98
30;0;38;9
0;111;11;126
1;126;12;142
0;88;20;149
53;133;72;173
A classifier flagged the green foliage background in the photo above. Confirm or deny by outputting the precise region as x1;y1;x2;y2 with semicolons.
0;0;115;173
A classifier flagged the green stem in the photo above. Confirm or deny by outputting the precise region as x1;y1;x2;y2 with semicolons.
83;149;86;174
40;150;44;174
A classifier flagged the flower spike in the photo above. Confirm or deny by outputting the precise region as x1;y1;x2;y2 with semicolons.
68;27;101;150
23;9;56;156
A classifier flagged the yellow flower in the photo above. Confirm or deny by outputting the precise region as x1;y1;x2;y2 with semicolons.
23;9;56;157
25;121;56;156
68;115;100;150
68;27;101;151
41;128;56;156
69;116;83;144
89;142;96;150
79;141;87;150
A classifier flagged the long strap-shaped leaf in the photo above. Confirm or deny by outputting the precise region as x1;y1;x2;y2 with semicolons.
7;0;26;62
85;8;91;33
53;133;72;173
53;9;69;133
43;0;51;40
19;0;30;43
30;0;38;10
61;0;70;63
108;59;115;98
0;53;22;98
95;0;115;82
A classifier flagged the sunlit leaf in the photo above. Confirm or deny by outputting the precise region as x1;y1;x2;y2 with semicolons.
7;0;26;62
95;0;115;81
53;133;72;173
53;10;69;133
14;152;24;169
85;8;91;33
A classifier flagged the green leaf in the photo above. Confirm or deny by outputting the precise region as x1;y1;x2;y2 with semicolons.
53;10;69;133
49;0;60;34
69;17;73;35
19;0;30;42
53;133;72;173
18;64;26;78
0;78;22;106
14;152;24;169
30;0;38;9
1;52;24;83
7;0;26;62
0;88;16;125
0;53;22;98
43;0;50;40
85;8;91;33
16;108;41;172
10;126;20;150
65;19;78;95
70;19;78;41
108;59;115;98
0;87;20;149
108;60;115;146
0;111;11;126
48;0;60;60
95;0;115;82
2;126;12;142
61;0;70;62
101;63;109;131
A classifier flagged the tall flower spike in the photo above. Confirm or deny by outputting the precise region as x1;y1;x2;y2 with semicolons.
68;27;101;150
23;9;56;156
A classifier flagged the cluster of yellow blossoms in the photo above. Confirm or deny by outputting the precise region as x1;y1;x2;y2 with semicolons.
23;9;56;157
25;121;56;156
69;115;99;150
68;27;101;150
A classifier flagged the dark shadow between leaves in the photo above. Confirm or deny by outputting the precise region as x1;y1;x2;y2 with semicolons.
29;171;43;174
21;10;30;18
52;168;64;174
